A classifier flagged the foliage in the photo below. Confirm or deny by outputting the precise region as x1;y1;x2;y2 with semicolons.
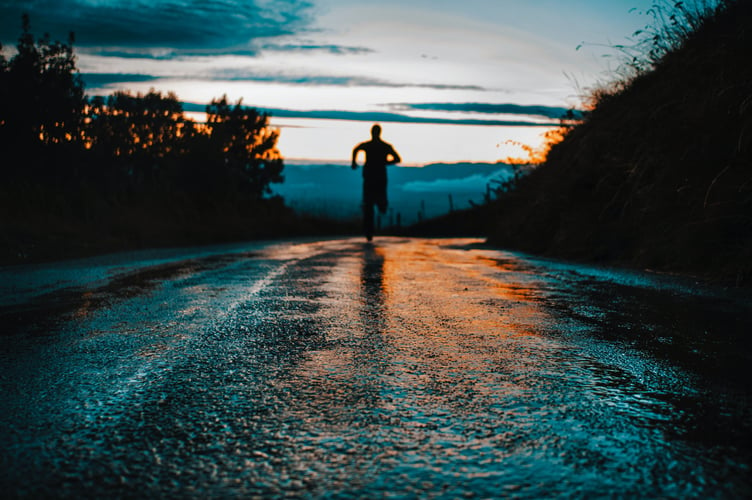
0;14;85;158
578;0;727;108
493;125;570;196
0;15;302;264
203;96;284;198
487;0;752;285
0;15;284;199
0;16;283;192
625;0;723;73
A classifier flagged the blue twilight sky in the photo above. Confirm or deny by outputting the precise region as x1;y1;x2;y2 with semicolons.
0;0;660;164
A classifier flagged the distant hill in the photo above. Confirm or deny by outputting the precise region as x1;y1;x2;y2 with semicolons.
273;162;514;226
483;0;751;284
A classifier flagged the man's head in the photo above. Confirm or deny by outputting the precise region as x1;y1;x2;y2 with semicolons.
371;124;382;139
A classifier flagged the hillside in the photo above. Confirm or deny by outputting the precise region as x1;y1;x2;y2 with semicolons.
485;0;751;285
273;162;512;225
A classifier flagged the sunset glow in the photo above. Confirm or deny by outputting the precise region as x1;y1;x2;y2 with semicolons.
274;118;556;165
0;0;658;165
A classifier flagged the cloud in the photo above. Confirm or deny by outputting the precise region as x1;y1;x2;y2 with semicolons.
84;50;183;60
179;103;558;127
78;65;488;91
203;70;487;90
81;73;160;87
260;43;374;55
391;102;583;119
0;0;314;51
83;48;259;59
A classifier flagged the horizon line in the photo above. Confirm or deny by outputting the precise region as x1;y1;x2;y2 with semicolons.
282;158;514;167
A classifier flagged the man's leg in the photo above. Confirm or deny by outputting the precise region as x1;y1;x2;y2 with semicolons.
363;201;374;241
376;193;387;215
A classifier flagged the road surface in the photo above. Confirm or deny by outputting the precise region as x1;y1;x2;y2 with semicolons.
1;237;751;498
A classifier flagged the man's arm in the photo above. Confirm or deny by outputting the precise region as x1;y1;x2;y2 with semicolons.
387;145;401;165
352;143;364;169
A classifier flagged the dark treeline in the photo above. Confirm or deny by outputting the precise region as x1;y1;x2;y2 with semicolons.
1;16;340;264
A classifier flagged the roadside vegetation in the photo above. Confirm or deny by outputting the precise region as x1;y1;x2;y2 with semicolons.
0;15;353;264
415;0;750;285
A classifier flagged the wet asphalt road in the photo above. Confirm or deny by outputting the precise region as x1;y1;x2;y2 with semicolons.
1;237;751;498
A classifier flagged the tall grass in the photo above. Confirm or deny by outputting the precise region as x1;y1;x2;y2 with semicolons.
579;0;728;106
485;0;751;284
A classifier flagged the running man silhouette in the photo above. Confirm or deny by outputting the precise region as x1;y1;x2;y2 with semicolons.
351;124;402;241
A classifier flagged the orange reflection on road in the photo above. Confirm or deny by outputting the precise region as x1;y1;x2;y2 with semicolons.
379;238;547;337
373;238;556;405
288;237;564;437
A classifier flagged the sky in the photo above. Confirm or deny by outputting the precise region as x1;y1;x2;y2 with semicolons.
0;0;658;165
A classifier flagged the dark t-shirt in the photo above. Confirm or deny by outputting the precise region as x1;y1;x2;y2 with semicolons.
355;139;398;183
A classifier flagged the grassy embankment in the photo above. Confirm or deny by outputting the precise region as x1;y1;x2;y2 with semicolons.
412;0;751;285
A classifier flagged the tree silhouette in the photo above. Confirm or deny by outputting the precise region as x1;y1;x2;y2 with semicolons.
0;14;85;171
2;14;285;201
2;14;294;263
84;90;194;187
204;96;284;199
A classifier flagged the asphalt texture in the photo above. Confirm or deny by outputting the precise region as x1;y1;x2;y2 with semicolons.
1;237;751;498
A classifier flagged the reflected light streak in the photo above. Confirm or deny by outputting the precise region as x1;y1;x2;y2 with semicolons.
375;238;558;406
281;239;567;454
222;237;717;495
74;291;95;319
